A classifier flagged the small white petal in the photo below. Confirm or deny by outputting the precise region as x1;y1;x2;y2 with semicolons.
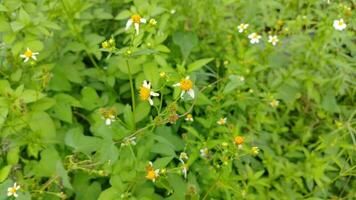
187;89;195;99
105;118;111;125
150;91;159;97
173;83;181;87
20;54;26;58
140;18;147;23
14;193;18;198
185;76;190;80
7;192;12;196
143;80;150;88
148;98;153;105
134;23;140;35
24;57;29;62
32;55;37;60
125;19;133;30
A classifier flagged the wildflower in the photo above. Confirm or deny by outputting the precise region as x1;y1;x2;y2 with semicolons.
268;35;279;46
168;114;179;124
237;23;249;33
125;14;147;35
179;152;189;163
333;18;347;31
217;117;227;125
185;114;194;122
99;108;117;125
270;99;279;108
139;80;159;106
237;75;245;82
149;18;157;26
222;142;229;147
159;71;166;78
20;48;39;63
101;41;109;49
248;33;261;44
234;136;244;149
251;146;260;156
200;147;209;158
173;76;195;99
145;162;160;182
121;136;137;147
7;182;20;198
182;163;188;179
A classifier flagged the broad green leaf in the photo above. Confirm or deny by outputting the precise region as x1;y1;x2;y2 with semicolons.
187;58;214;72
172;31;198;59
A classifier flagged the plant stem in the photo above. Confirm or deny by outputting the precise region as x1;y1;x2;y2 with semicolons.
126;59;136;129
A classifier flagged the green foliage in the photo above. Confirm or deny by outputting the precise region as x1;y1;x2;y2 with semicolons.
0;0;355;199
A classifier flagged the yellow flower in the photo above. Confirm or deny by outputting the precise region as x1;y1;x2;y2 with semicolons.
185;113;194;122
173;76;195;99
125;14;147;35
252;146;259;156
139;80;159;106
20;48;39;63
7;182;20;198
145;162;160;182
217;117;227;125
101;41;109;49
149;18;157;26
270;99;279;108
234;136;244;145
159;71;166;77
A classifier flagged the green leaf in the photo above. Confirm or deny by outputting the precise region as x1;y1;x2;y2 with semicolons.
10;21;24;32
187;58;214;72
65;126;102;155
0;165;12;182
123;105;135;130
172;31;198;59
98;187;119;200
29;111;56;139
20;89;45;103
80;87;103;110
134;102;151;123
0;107;8;130
115;10;131;20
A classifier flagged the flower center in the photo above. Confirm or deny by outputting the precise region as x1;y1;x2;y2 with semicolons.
180;79;193;91
186;114;192;119
252;34;259;39
146;170;156;180
140;86;151;100
234;136;244;145
338;21;343;26
10;187;17;194
24;50;33;58
131;14;141;23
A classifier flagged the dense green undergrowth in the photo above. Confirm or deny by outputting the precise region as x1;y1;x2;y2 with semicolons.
0;0;355;199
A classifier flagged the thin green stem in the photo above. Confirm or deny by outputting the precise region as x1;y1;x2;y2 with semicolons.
126;59;136;129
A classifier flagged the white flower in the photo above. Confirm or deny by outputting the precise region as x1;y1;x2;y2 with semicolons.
238;76;245;82
182;164;188;179
125;14;147;35
20;48;39;63
140;80;159;106
268;35;279;46
333;18;347;31
248;33;261;44
237;23;249;33
217;117;227;125
185;114;194;122
173;76;195;99
200;147;209;158
7;182;20;198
